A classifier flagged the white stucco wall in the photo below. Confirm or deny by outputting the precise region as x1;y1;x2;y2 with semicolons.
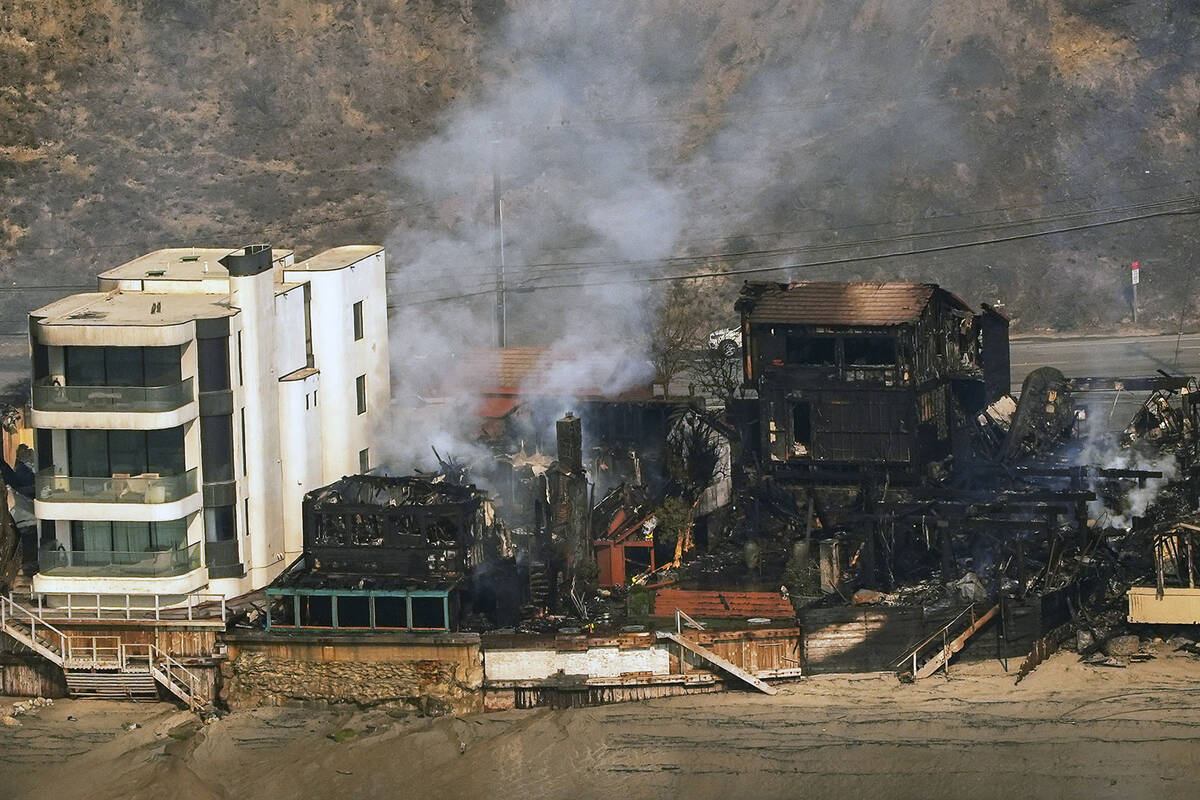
484;644;671;682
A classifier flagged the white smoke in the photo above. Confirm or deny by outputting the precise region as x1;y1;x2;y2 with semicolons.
1079;431;1179;531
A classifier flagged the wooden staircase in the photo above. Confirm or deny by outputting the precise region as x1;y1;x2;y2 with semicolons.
65;671;160;702
895;602;1001;682
1;594;208;711
658;630;778;695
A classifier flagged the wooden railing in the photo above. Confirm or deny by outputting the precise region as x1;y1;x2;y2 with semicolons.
0;593;69;665
121;642;205;711
64;635;122;665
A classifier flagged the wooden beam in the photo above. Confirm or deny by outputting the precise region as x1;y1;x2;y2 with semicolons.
914;603;1000;680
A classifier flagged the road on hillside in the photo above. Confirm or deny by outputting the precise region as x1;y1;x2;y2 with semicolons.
1011;332;1200;430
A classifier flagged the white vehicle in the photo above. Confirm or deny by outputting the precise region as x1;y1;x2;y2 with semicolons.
707;327;742;358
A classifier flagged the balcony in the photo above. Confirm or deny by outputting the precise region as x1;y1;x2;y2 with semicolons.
32;378;194;413
36;469;198;505
38;541;202;579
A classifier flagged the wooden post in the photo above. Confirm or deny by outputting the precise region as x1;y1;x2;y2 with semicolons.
1015;537;1028;597
1188;533;1195;589
1157;536;1166;598
940;526;956;581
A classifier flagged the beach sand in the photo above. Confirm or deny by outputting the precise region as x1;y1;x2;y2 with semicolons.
5;645;1200;800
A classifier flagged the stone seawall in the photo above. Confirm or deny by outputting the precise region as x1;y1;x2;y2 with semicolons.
220;632;483;715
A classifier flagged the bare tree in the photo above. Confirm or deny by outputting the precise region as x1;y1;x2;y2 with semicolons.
649;290;704;397
691;349;744;407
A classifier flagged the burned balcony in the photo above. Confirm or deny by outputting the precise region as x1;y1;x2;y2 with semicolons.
265;475;501;633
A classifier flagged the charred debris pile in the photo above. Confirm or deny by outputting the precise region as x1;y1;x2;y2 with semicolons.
262;282;1200;665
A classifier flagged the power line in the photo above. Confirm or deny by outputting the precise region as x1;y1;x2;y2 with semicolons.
383;194;1199;295
385;203;1199;307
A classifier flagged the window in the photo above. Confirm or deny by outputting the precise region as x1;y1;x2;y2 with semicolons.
411;596;446;629
338;595;371;628
844;336;898;367
298;595;333;627
64;346;182;386
236;331;244;386
197;338;230;392
244;498;250;537
374;596;408;628
359;448;370;473
240;408;247;476
69;518;186;553
785;335;836;366
353;301;364;341
199;415;234;482
356;375;367;415
67;428;186;477
302;283;314;368
792;401;812;456
204;505;237;542
32;344;49;381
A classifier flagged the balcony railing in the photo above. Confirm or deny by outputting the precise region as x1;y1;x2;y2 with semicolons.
35;468;198;504
205;539;245;579
38;542;202;578
32;378;194;413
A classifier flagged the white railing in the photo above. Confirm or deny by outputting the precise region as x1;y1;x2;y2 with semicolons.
122;642;204;711
675;608;707;634
1;594;69;665
63;634;122;665
34;592;227;623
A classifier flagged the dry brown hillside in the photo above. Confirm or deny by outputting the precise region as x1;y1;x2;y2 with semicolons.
1;0;1197;337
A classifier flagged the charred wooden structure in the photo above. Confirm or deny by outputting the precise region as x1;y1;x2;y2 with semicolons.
265;475;512;631
736;281;1009;479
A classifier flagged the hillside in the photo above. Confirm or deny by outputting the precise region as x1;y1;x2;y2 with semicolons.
1;0;1197;341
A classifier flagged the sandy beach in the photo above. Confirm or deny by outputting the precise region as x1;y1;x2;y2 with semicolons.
4;644;1200;800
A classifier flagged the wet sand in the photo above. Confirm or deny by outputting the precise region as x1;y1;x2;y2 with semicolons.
5;646;1200;800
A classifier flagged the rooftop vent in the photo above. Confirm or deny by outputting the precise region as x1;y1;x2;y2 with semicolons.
146;269;166;276
67;310;106;320
180;255;200;262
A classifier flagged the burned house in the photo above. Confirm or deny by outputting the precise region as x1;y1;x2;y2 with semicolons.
265;475;507;632
735;281;1009;477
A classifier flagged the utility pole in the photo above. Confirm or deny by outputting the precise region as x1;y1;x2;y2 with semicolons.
492;140;506;348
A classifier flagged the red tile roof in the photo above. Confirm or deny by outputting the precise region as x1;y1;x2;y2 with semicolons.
445;347;653;402
652;588;795;619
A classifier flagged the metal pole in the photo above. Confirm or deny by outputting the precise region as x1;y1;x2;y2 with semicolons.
492;139;506;348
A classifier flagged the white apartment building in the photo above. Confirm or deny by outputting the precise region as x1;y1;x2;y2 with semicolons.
26;244;391;605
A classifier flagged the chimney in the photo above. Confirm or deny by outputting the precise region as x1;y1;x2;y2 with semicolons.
556;413;583;474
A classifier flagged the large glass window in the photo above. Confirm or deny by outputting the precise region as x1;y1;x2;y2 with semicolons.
199;415;234;482
67;427;185;477
204;505;237;542
197;338;230;392
70;518;187;552
64;346;182;386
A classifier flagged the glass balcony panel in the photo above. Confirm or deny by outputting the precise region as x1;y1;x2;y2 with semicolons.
35;468;198;504
38;541;201;578
32;378;194;413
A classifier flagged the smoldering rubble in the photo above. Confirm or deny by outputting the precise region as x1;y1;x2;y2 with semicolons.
259;280;1200;689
